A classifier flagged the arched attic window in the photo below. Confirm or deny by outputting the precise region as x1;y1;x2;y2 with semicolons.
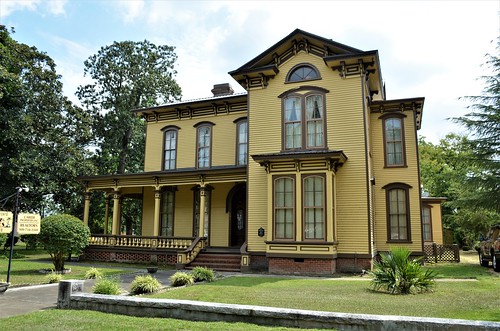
286;64;320;83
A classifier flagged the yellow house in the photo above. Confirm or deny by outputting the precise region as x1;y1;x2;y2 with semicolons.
79;29;443;274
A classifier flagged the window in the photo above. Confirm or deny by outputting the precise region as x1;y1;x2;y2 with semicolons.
286;64;320;82
303;175;325;240
193;187;211;237
383;116;406;167
283;92;325;150
162;127;178;170
236;119;248;166
384;183;411;241
274;176;295;240
195;122;214;168
422;206;432;241
160;189;175;236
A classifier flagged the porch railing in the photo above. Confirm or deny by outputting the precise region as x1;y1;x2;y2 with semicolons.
88;234;195;250
177;237;206;266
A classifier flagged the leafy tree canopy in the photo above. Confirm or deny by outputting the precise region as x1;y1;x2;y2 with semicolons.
76;40;182;175
454;38;500;212
0;25;96;216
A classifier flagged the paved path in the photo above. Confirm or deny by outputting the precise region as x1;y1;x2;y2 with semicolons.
0;269;177;318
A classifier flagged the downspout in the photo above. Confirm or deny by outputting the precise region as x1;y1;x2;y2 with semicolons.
361;67;373;258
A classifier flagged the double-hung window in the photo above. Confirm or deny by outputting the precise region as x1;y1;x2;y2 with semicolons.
195;122;214;168
422;206;432;242
303;175;325;240
160;188;175;236
384;183;412;241
162;126;179;170
283;92;325;150
236;119;248;166
274;176;295;240
382;115;406;167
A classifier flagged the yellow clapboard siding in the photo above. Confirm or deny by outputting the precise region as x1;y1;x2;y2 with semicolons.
144;112;243;171
247;52;371;254
172;186;194;237
209;182;232;247
141;187;155;236
370;110;423;252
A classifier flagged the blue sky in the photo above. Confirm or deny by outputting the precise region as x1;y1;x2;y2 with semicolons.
1;0;499;143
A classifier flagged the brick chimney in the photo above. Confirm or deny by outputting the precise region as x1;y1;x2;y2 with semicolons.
211;83;234;97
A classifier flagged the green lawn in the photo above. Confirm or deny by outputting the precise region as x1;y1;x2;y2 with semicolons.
0;245;141;286
2;247;499;327
1;309;328;331
147;251;499;322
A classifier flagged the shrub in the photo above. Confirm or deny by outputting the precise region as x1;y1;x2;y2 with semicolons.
370;247;436;295
92;277;121;295
38;214;90;271
170;271;194;287
191;266;215;282
84;267;103;279
45;272;63;284
0;233;7;248
462;246;470;251
21;234;39;250
130;274;162;294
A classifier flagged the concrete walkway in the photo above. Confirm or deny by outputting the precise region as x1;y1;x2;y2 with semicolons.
0;268;177;318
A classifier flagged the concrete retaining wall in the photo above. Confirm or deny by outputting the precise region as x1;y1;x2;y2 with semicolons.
58;280;500;331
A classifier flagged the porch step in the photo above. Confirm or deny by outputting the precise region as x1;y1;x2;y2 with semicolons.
186;250;241;272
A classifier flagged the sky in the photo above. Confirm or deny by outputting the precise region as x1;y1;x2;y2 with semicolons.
1;0;499;143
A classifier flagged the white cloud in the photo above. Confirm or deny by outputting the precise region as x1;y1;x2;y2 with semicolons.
2;0;497;144
114;0;144;23
0;0;66;18
0;0;41;18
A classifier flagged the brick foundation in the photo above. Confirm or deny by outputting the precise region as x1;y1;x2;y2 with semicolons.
335;257;372;273
82;249;176;266
268;257;336;275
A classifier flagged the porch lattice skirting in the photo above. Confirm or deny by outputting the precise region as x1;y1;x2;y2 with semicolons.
424;244;460;263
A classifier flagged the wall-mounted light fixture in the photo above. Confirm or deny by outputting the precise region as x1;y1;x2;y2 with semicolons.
258;227;265;237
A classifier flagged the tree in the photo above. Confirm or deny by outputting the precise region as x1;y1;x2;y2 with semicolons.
76;40;182;234
76;40;182;175
39;214;90;271
454;38;500;212
0;26;96;216
419;134;499;246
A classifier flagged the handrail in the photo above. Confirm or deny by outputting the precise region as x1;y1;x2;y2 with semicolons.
88;234;195;250
177;237;206;266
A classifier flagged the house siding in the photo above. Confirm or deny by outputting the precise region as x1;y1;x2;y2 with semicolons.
370;109;423;252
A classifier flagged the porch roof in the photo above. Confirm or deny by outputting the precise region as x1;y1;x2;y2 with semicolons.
79;165;247;191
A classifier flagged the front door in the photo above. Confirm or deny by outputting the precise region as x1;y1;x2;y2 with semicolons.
230;184;246;247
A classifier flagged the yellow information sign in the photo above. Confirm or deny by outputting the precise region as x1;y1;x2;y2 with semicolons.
0;211;14;234
17;213;41;234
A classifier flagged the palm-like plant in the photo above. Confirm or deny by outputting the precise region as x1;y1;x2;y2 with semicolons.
370;247;436;294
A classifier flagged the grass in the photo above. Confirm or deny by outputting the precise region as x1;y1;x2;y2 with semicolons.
0;243;144;286
1;309;328;331
148;251;499;322
1;248;498;328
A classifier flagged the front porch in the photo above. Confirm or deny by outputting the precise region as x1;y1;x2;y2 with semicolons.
78;167;247;271
84;234;244;271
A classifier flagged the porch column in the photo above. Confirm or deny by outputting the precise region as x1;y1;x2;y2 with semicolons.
112;190;121;235
153;189;161;236
83;191;91;227
199;186;206;237
104;194;110;234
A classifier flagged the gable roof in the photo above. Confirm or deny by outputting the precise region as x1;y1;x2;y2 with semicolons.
229;29;384;99
229;28;363;76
